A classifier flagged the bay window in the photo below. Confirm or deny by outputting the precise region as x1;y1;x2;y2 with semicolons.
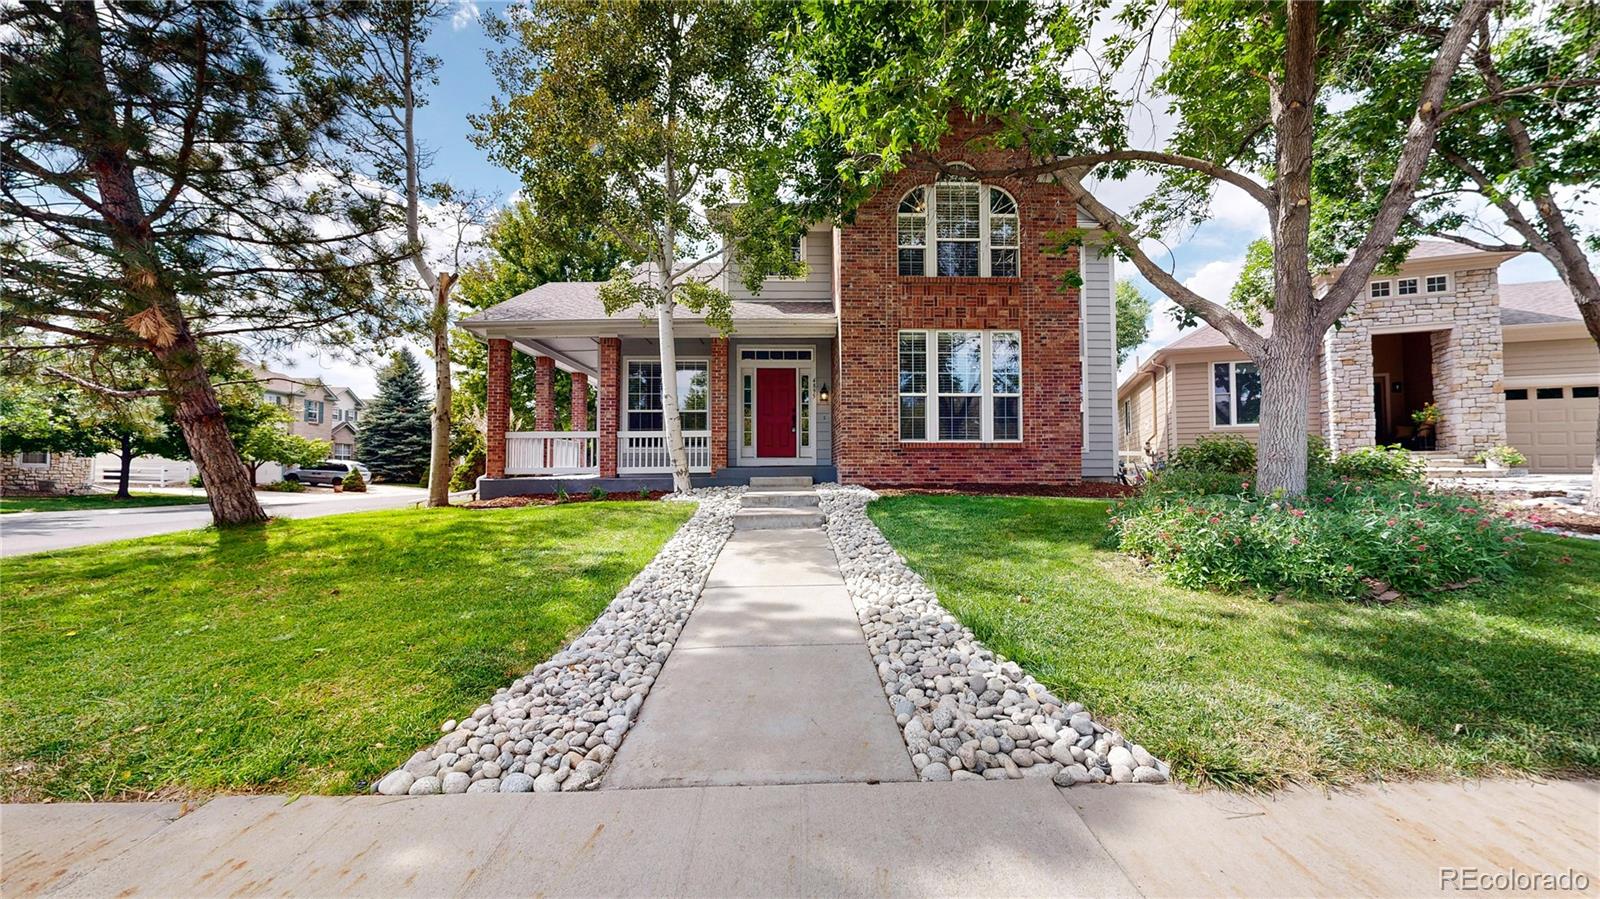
627;359;708;432
898;329;1022;442
1212;361;1261;427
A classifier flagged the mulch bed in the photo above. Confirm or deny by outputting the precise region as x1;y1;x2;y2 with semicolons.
463;491;670;510
869;482;1135;499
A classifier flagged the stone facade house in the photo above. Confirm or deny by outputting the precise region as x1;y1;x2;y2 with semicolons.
1;451;95;496
1118;242;1599;474
461;118;1120;496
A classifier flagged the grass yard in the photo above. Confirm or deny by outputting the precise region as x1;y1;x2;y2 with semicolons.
869;495;1600;790
1;492;211;514
0;500;691;801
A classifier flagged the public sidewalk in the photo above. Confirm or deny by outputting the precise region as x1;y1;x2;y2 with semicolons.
4;779;1593;897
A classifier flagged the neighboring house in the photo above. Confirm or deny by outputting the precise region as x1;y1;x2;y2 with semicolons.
461;115;1120;496
328;386;365;460
1118;241;1600;474
2;451;95;495
250;365;368;477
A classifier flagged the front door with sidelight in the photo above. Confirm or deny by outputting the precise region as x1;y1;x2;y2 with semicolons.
756;367;797;457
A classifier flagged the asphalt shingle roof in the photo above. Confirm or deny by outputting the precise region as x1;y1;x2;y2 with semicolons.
460;281;835;325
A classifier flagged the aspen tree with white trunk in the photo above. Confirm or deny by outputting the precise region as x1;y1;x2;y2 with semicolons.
471;0;803;493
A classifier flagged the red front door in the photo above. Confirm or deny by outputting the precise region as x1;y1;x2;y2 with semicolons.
756;368;797;457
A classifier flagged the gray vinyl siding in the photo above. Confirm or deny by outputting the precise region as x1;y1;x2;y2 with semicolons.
1079;246;1117;477
726;228;834;302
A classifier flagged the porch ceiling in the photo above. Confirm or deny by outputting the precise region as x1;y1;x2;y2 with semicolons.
512;337;601;378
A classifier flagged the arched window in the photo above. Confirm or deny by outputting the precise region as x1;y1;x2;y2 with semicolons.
896;179;1020;277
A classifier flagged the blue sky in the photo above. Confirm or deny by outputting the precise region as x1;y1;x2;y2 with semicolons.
276;1;1561;395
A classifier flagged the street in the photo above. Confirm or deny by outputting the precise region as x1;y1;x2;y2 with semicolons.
0;486;431;558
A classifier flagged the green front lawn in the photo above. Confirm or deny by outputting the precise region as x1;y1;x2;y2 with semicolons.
0;492;211;514
869;495;1600;789
0;501;691;801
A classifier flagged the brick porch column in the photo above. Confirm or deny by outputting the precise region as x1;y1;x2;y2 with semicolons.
535;355;557;432
570;372;589;431
485;338;511;479
710;337;729;472
598;338;621;477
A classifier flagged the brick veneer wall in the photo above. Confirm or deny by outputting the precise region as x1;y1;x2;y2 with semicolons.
571;372;589;431
485;338;511;479
535;355;557;432
835;117;1084;486
1322;267;1505;455
598;338;621;477
710;338;730;471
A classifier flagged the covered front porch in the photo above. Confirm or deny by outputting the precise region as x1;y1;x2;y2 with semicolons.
462;293;838;497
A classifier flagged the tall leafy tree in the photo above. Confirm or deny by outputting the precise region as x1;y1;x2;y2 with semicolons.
285;0;490;508
1315;2;1600;507
471;0;800;492
0;2;407;524
358;349;432;482
1115;280;1152;366
779;0;1493;494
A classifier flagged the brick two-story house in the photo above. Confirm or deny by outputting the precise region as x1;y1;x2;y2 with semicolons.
462;119;1119;495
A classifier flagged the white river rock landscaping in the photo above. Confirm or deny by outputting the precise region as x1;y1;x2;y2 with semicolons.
817;484;1170;787
374;488;742;796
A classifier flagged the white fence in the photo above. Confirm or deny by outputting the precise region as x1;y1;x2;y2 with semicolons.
506;431;600;475
93;455;197;487
618;432;711;474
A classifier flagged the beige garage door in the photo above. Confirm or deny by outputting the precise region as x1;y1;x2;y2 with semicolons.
1505;385;1598;473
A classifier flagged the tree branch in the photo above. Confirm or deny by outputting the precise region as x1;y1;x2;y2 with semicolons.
1058;169;1267;359
910;149;1276;211
42;367;164;398
1440;76;1600;122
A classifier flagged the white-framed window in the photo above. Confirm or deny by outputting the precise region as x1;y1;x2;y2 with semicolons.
626;359;709;432
898;329;1022;443
18;451;50;466
332;442;354;459
790;233;805;264
1121;399;1133;435
897;178;1021;278
1212;362;1262;427
1369;281;1392;298
1426;274;1449;293
1397;277;1418;295
741;373;754;449
267;392;286;407
304;399;323;423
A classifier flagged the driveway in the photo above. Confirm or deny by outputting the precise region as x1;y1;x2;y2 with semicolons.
0;486;430;558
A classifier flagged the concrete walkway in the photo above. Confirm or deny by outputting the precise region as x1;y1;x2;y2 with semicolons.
5;779;1594;897
604;525;917;789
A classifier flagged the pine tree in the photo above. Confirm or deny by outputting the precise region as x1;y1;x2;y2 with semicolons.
359;350;432;483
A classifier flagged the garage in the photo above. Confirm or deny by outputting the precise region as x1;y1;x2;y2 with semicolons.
1505;384;1598;473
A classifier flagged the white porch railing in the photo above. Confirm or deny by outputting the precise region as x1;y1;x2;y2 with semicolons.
506;431;599;475
619;432;711;474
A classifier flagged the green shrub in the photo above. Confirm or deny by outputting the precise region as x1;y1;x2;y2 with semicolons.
341;468;367;492
1475;445;1528;468
1170;434;1256;473
188;473;204;488
1113;480;1523;600
260;479;305;493
451;441;486;491
588;485;606;501
1328;445;1425;483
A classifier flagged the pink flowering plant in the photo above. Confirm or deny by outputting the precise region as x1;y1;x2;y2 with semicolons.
1113;473;1523;600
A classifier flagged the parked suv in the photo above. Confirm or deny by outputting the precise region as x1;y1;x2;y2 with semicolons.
285;460;372;487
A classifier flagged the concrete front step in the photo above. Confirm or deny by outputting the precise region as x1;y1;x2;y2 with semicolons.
740;490;821;509
731;507;826;530
1426;466;1499;477
747;475;813;489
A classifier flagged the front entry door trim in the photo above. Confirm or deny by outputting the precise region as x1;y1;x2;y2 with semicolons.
736;345;819;464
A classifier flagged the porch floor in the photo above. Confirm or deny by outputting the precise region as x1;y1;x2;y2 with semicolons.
476;465;839;499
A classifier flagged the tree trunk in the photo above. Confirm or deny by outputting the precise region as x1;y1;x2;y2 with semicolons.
1254;336;1316;496
656;298;692;493
1582;297;1600;513
427;275;455;507
116;433;133;499
155;330;267;526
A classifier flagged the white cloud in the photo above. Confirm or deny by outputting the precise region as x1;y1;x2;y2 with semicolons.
451;0;480;31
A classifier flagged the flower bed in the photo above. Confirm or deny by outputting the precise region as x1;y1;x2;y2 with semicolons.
1113;473;1527;600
